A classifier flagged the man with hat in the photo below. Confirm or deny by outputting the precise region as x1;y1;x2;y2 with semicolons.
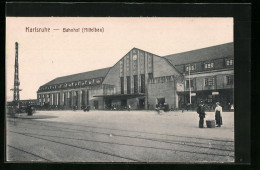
197;100;206;128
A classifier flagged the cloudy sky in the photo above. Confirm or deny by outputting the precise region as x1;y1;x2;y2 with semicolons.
6;17;233;100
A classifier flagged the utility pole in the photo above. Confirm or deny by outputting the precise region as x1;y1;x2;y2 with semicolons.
10;42;22;110
188;64;191;104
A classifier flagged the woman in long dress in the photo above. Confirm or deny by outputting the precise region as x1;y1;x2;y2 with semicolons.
215;102;223;127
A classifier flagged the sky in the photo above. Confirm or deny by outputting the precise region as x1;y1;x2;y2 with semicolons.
6;17;233;101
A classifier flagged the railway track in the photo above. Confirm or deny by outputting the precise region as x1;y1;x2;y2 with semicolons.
7;118;234;162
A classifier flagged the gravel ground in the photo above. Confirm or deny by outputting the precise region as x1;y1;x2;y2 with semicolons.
6;110;234;163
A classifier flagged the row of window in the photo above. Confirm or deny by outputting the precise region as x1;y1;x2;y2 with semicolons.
39;91;90;106
120;74;146;94
185;59;233;72
39;78;102;91
185;75;233;88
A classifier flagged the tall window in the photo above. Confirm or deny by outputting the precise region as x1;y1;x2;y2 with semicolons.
186;79;194;89
63;93;66;105
133;75;138;94
127;76;131;94
86;90;89;105
53;93;56;105
58;93;61;105
75;91;78;106
82;90;85;106
226;59;233;66
205;77;215;86
141;74;145;93
204;62;214;69
69;92;72;106
120;77;124;94
227;75;233;85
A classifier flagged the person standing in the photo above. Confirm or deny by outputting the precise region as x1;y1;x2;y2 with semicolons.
197;100;206;128
26;105;32;116
215;102;223;127
181;102;185;113
128;104;131;111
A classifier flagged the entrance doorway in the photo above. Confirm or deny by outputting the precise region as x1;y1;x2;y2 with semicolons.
105;99;112;109
93;100;99;109
157;98;165;107
139;98;145;109
121;99;127;109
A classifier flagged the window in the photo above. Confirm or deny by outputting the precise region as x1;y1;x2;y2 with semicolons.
133;75;138;94
205;77;215;86
206;95;213;103
186;79;194;88
81;90;85;106
63;93;66;105
185;64;196;72
120;77;124;94
204;62;214;69
141;74;145;93
226;59;233;66
127;76;131;94
227;75;233;85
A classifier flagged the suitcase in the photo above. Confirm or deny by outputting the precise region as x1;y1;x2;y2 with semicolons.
206;120;216;128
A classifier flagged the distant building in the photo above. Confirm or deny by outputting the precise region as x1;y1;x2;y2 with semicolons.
37;42;233;110
7;99;38;107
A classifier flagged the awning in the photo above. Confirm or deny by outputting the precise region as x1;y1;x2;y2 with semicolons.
93;93;145;99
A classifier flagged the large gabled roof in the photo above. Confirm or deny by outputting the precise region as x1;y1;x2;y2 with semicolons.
42;67;111;86
164;42;234;66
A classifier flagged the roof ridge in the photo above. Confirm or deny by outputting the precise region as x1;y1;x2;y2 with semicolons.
163;42;233;58
55;67;111;79
41;67;111;87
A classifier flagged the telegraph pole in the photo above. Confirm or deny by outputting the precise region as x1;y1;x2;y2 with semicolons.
188;64;191;104
10;42;22;110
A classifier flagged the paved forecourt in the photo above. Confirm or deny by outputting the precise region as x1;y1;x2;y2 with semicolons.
6;110;234;162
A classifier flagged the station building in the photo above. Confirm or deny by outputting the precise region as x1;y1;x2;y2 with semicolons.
37;42;234;110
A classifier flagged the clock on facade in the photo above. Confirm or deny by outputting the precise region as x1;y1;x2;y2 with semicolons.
133;55;137;60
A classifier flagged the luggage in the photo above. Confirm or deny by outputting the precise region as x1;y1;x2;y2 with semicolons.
206;120;216;128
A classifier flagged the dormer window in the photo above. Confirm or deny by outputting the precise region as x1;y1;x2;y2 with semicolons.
204;62;214;69
226;59;233;66
185;64;196;72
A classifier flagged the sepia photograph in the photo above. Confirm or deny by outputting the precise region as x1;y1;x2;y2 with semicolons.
6;17;234;163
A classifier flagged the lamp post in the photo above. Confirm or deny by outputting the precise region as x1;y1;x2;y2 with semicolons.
188;64;191;104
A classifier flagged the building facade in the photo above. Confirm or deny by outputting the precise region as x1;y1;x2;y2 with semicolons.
37;42;234;110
